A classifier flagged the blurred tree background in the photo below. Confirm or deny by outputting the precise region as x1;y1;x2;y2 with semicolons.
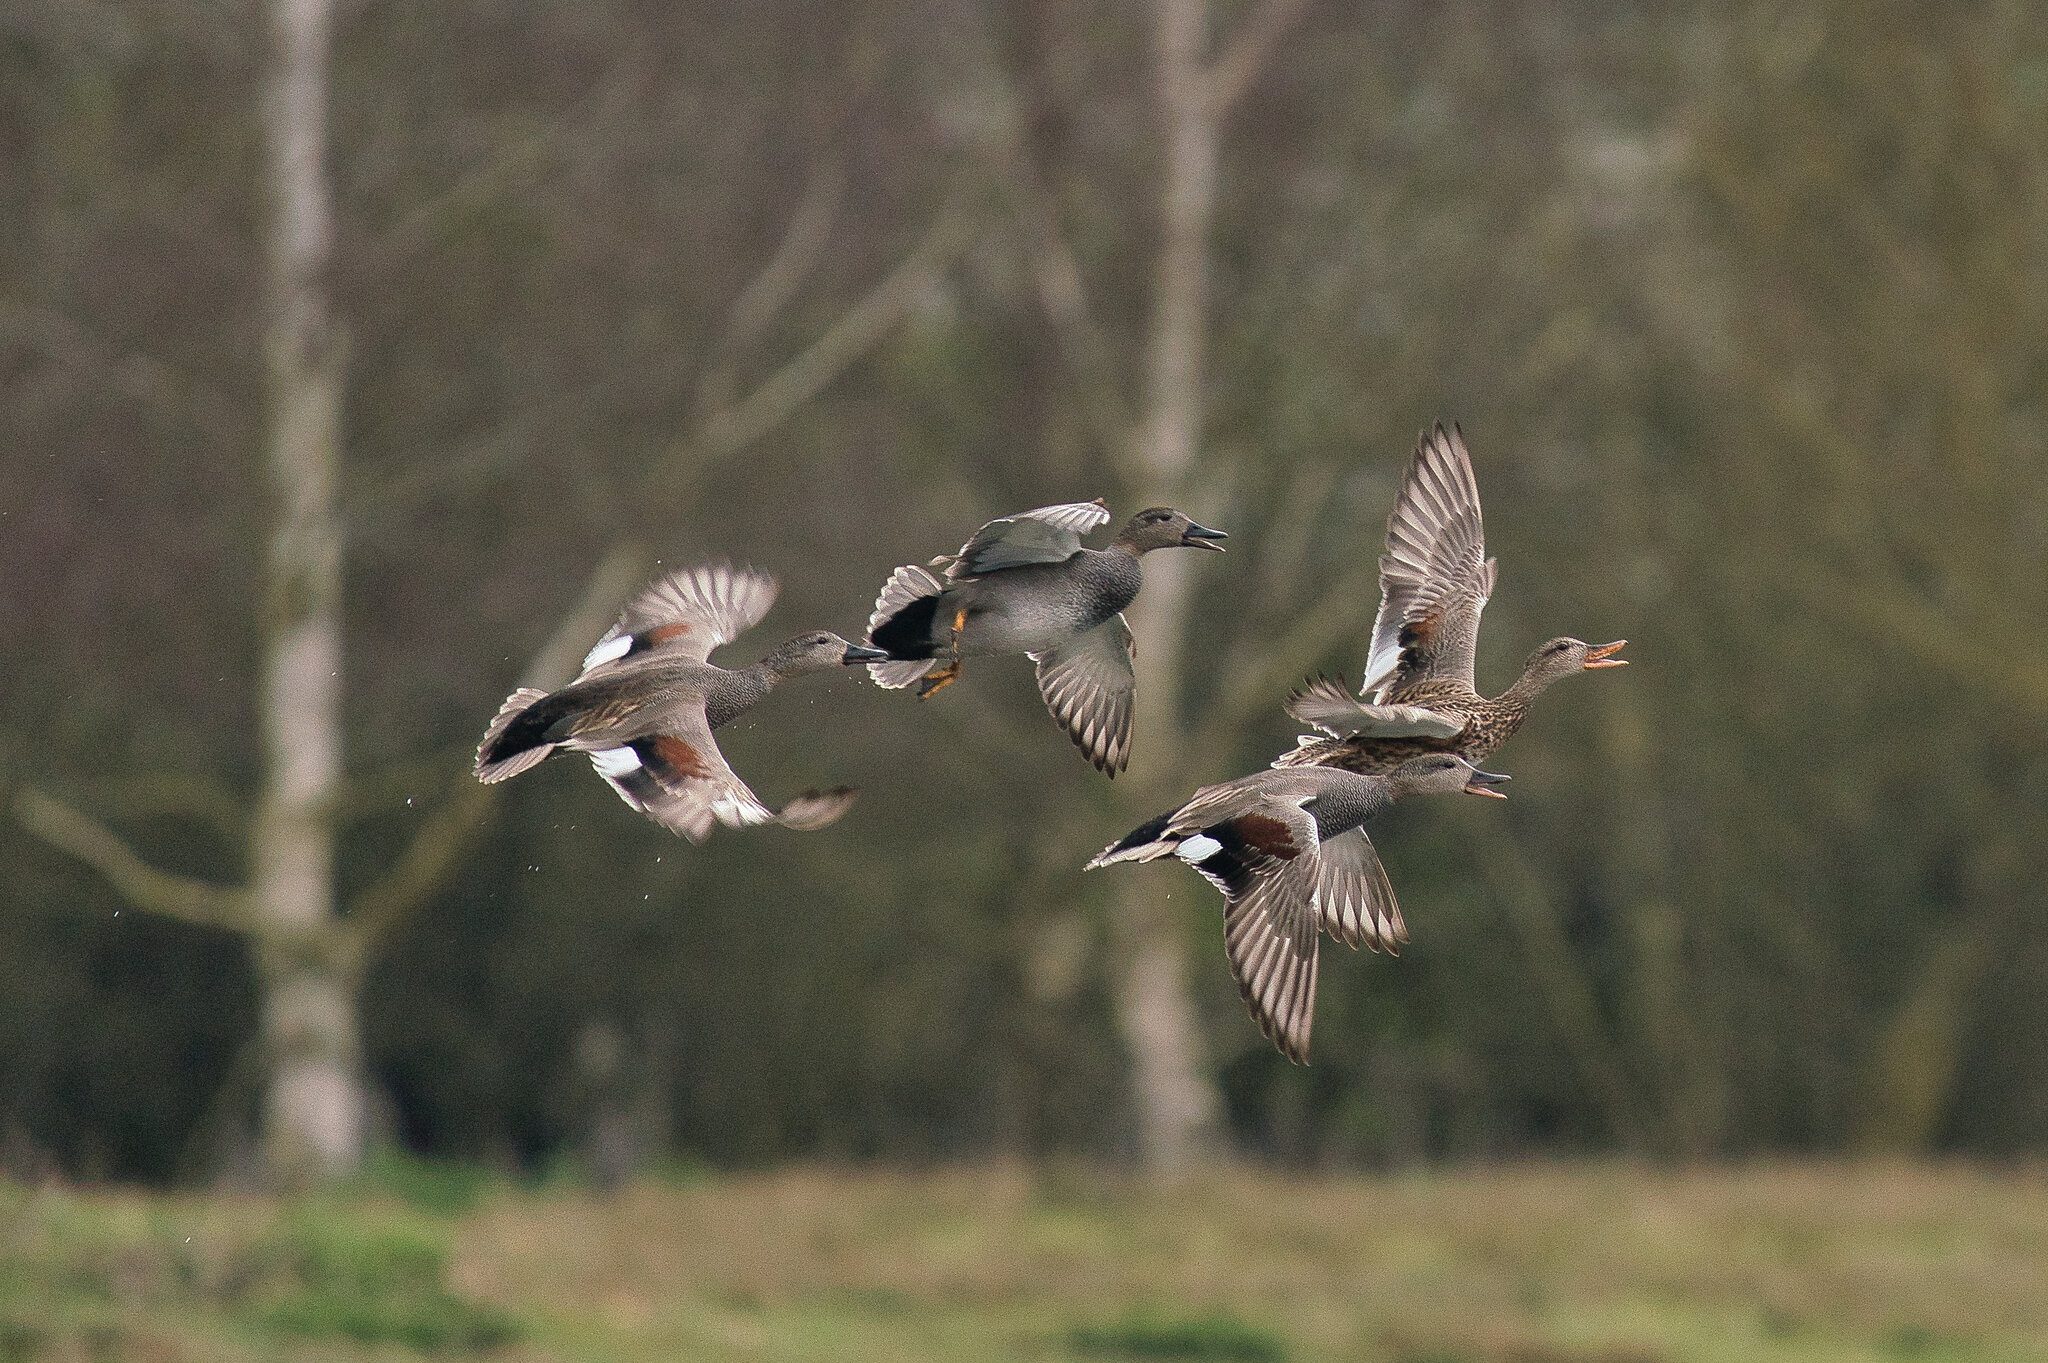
2;0;2043;1186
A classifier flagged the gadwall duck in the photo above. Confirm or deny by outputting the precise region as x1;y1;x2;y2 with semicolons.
474;563;886;840
863;501;1227;775
1087;752;1509;1063
1276;424;1625;776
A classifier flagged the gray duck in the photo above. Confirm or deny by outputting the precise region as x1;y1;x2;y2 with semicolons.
1087;751;1510;1063
1276;423;1626;777
474;563;886;841
863;501;1227;775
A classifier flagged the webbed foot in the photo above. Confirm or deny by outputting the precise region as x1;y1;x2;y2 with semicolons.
916;661;961;699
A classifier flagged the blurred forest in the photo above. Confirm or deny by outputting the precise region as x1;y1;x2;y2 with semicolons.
3;0;2044;1188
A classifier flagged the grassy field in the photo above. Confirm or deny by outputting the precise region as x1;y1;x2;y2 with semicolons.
3;1162;2046;1363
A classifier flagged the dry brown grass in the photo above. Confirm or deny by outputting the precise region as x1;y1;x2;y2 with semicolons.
450;1161;2048;1362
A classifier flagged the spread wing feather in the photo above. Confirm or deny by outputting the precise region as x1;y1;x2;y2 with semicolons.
581;563;778;675
1360;425;1494;700
1223;855;1324;1064
1032;613;1136;775
575;701;853;842
941;500;1111;579
1311;827;1407;952
1284;674;1464;740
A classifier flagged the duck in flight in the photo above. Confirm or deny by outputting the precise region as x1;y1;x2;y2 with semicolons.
862;501;1227;775
474;563;885;840
1088;751;1510;1063
1277;423;1626;776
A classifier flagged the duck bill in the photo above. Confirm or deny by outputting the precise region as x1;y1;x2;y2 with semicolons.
841;644;890;665
1462;767;1512;799
1582;640;1629;669
1180;522;1229;551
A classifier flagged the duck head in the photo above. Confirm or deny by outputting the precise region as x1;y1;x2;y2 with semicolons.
1389;752;1512;800
1514;636;1629;695
1113;506;1229;554
764;631;888;675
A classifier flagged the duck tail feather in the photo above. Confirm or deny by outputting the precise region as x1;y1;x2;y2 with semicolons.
775;787;859;831
1086;809;1181;869
866;563;945;672
475;687;556;782
867;658;939;690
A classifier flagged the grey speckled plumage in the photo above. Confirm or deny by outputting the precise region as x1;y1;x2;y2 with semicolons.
474;563;884;842
1275;423;1627;776
864;501;1226;775
1088;752;1509;1064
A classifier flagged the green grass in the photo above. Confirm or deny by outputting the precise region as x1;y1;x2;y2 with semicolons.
3;1163;2046;1361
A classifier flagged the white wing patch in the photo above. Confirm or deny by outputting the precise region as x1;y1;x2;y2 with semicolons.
581;635;635;672
581;562;779;675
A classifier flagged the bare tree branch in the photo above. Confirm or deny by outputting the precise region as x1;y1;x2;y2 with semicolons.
1187;555;1381;752
0;303;248;449
1205;0;1310;118
342;409;545;540
339;542;649;971
695;162;849;417
15;788;251;932
1796;573;2048;714
654;192;982;504
372;72;641;269
960;4;1132;450
80;771;248;846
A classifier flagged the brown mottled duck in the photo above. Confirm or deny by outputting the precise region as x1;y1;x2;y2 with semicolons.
1275;424;1626;776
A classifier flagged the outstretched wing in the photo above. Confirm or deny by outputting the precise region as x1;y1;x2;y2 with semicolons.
1223;853;1323;1065
578;702;772;840
575;700;853;842
1360;424;1495;700
1032;613;1136;775
941;500;1110;579
1310;827;1406;952
1283;674;1464;740
580;563;778;674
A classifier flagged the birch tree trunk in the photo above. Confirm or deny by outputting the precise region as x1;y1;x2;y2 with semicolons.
1109;0;1228;1171
255;0;361;1185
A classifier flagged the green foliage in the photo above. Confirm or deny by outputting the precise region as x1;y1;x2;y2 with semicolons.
251;1209;520;1352
0;1184;522;1359
349;1150;499;1218
1069;1311;1289;1361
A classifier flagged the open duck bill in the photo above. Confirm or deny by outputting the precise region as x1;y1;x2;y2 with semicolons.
841;644;891;664
1180;522;1229;551
1463;767;1512;799
1582;639;1628;669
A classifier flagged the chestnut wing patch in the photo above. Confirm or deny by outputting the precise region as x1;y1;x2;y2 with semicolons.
1232;813;1303;861
1397;613;1437;660
643;734;714;783
1187;810;1311;901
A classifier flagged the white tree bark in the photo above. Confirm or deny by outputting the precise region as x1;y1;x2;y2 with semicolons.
255;0;361;1185
1109;0;1230;1171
